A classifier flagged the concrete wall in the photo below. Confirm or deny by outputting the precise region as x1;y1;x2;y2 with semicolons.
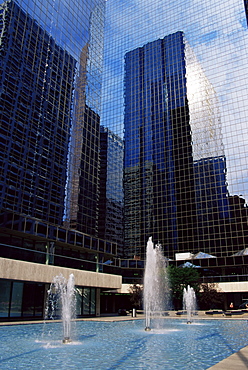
217;281;248;293
0;257;122;289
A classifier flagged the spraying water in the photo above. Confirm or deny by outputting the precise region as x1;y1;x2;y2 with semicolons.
183;285;197;324
143;237;170;330
46;274;76;343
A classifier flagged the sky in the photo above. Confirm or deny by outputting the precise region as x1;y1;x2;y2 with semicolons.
101;0;248;203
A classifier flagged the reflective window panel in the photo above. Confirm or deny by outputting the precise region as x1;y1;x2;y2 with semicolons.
102;0;248;259
0;0;105;234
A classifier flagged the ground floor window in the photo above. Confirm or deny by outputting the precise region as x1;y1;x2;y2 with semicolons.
75;287;96;316
0;280;44;318
0;279;96;319
0;280;11;317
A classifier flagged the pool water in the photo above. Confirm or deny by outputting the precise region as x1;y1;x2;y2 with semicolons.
0;319;247;369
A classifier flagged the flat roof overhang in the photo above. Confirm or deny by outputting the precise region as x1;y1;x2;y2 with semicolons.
0;257;122;289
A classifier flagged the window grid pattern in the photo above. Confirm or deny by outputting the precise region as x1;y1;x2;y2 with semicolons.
0;1;76;225
102;0;248;259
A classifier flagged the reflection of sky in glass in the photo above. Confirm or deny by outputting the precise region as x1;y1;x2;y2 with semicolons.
19;0;91;58
14;0;106;224
101;0;248;202
19;0;105;113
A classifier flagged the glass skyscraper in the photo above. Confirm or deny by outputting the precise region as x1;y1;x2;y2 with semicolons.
1;0;248;317
0;0;106;241
0;0;77;225
123;32;230;259
99;126;124;251
0;0;120;319
123;32;195;258
102;0;248;261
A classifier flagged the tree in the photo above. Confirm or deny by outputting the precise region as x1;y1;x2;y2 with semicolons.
168;265;200;310
198;282;224;310
128;284;143;309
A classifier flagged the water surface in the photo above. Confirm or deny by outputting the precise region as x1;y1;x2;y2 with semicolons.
0;319;247;369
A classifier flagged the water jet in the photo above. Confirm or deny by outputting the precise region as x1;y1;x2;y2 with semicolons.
143;237;170;330
46;273;76;343
183;285;196;324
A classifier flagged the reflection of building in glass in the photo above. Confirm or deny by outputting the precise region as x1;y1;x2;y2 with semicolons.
185;41;224;162
124;32;196;258
1;0;248;319
194;156;230;255
64;1;105;232
0;0;76;225
244;0;248;25
102;0;248;310
99;127;124;251
0;0;121;320
194;156;229;222
228;195;248;252
123;31;231;259
76;105;100;235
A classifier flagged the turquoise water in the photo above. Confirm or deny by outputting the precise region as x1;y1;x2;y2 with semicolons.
0;319;247;369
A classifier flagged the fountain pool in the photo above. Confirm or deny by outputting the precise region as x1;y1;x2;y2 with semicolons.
0;319;248;369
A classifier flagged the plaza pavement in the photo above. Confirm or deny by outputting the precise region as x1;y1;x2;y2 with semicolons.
207;346;248;370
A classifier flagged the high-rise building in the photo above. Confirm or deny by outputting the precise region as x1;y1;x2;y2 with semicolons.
70;105;101;236
194;156;230;255
0;0;121;320
0;0;76;225
0;0;106;232
99;126;124;251
1;0;248;318
100;0;248;307
103;0;248;252
123;32;228;259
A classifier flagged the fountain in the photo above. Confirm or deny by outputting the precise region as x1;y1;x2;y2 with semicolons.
143;237;170;331
183;285;197;324
1;319;248;369
46;273;76;343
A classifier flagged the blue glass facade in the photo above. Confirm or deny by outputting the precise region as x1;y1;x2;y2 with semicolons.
0;0;106;234
0;0;119;278
0;0;76;224
194;156;232;254
102;0;248;263
0;0;119;319
99;127;124;251
123;32;238;259
124;33;196;258
0;0;248;316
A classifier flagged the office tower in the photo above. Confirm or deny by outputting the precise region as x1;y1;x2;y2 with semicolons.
99;126;124;251
102;0;248;261
0;0;76;225
123;32;224;259
63;1;106;233
194;156;230;255
244;0;248;23
0;0;122;320
69;105;101;235
0;0;105;233
0;0;248;318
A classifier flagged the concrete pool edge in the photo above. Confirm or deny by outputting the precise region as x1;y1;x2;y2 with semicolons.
1;310;248;325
